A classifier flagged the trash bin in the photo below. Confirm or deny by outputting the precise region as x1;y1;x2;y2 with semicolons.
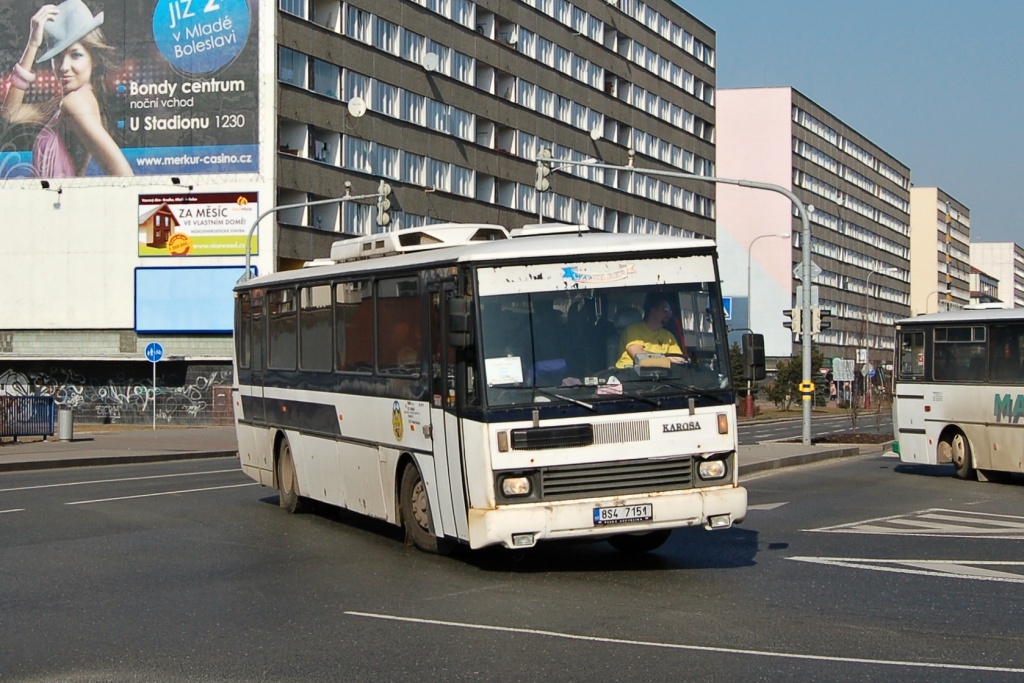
57;407;74;441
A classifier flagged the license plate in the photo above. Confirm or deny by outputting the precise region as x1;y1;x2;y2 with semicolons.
593;503;653;526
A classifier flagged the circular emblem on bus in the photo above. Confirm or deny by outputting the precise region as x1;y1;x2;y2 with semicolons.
392;401;404;441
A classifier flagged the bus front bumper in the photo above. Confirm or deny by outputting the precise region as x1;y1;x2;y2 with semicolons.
466;486;747;550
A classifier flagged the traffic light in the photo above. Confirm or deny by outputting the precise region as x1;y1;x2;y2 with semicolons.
742;333;766;381
819;308;832;329
535;160;551;192
809;307;833;337
376;180;392;226
783;307;802;339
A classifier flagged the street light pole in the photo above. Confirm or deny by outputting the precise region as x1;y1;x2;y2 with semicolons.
241;182;391;282
745;232;790;418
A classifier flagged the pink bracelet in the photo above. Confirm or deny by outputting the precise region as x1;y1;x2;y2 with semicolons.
10;63;35;90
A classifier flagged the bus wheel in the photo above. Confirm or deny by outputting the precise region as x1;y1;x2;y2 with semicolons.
608;529;672;554
401;463;439;553
946;432;975;480
277;437;306;513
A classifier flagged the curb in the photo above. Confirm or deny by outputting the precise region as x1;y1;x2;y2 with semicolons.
0;450;238;473
740;445;862;476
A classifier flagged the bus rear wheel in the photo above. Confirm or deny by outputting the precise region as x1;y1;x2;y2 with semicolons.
401;463;439;553
277;437;306;513
608;529;672;554
943;432;975;480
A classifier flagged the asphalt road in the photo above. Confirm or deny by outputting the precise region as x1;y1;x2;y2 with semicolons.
2;454;1022;682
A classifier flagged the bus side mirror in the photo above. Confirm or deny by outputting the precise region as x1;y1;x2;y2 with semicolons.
448;296;474;349
742;333;766;381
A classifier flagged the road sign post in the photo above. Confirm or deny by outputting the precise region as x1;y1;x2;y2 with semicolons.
145;342;163;430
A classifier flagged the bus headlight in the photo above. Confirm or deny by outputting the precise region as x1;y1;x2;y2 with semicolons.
501;476;532;497
698;458;727;480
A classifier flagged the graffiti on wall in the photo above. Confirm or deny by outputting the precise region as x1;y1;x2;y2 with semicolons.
0;363;232;425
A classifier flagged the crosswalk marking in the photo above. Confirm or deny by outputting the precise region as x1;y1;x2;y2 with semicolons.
806;508;1024;539
789;557;1024;584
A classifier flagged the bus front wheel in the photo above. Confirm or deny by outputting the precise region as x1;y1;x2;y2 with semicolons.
608;529;672;554
401;463;439;553
276;437;307;513
942;432;975;480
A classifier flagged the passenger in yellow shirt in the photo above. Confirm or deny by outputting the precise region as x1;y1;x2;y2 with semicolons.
615;294;687;369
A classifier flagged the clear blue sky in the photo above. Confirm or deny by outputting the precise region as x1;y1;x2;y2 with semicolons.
680;0;1022;244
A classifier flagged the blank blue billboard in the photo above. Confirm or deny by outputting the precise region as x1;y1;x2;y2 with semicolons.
135;266;249;334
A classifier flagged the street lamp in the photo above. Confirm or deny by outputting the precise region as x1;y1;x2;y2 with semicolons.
862;265;899;408
744;232;790;418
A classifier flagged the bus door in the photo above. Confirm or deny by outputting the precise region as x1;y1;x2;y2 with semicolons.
428;285;470;541
894;328;928;463
235;289;267;425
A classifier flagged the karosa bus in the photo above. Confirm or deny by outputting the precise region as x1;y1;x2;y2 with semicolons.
893;307;1024;482
232;223;747;553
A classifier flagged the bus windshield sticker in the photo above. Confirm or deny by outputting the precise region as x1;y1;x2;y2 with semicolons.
561;264;636;284
485;356;524;385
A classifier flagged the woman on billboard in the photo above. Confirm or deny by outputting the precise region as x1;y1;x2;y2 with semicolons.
1;0;132;177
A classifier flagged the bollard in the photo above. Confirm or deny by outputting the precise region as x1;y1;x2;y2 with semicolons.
57;407;74;442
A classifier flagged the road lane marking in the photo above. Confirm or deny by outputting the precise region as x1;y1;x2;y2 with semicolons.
748;502;788;511
807;508;1024;539
66;482;257;506
789;557;1024;584
1;508;25;514
0;469;241;493
345;611;1024;674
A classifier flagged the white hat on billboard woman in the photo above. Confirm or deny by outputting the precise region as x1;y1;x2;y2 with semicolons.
36;0;105;63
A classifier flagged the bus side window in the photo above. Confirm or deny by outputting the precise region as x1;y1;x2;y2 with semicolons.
268;288;297;370
377;277;424;374
990;324;1024;383
335;280;374;373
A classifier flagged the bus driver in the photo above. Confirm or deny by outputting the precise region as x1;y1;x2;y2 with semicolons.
615;293;688;369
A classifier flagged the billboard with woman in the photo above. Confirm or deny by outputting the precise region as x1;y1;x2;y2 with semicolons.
0;0;259;178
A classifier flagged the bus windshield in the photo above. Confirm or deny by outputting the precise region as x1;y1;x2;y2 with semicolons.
479;282;731;407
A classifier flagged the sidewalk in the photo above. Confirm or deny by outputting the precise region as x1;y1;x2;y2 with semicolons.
0;425;881;474
0;426;239;472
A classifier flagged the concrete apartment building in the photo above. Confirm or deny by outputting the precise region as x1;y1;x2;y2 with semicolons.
969;266;1001;306
908;187;971;315
970;242;1024;308
714;87;911;372
0;0;719;424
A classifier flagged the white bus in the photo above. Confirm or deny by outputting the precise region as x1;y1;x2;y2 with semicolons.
232;223;746;553
893;308;1024;482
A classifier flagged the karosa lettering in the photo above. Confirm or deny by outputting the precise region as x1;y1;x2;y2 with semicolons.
662;421;700;433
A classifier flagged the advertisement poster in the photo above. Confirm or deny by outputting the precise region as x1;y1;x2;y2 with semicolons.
0;0;259;178
138;191;258;256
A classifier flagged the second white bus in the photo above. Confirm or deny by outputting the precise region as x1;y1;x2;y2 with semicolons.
893;308;1024;482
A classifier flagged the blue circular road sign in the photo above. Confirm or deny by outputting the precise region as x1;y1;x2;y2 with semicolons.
145;342;164;363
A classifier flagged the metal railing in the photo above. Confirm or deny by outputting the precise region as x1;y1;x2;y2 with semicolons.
0;396;55;440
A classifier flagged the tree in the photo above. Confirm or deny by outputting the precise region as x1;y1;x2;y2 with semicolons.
765;346;825;412
729;341;745;383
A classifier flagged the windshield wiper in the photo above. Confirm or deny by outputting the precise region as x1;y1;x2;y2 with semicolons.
535;387;596;411
646;377;730;404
